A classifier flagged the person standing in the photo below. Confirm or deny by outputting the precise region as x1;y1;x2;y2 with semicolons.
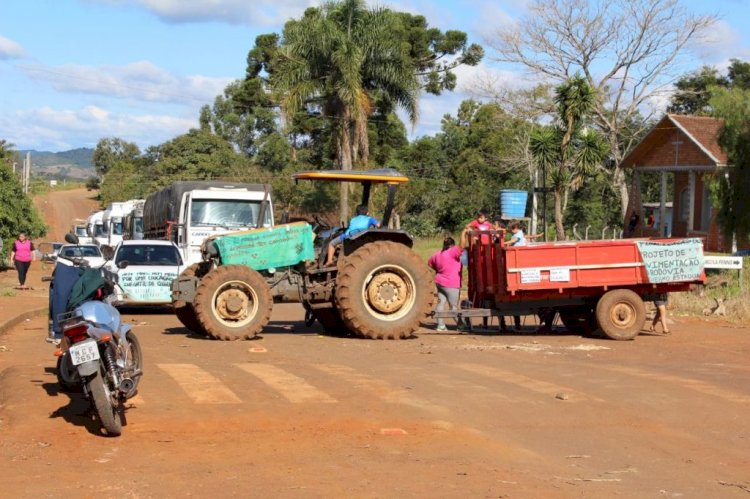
428;237;463;331
650;293;670;334
10;231;35;290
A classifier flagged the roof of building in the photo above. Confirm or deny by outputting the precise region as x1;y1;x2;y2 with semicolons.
620;114;728;169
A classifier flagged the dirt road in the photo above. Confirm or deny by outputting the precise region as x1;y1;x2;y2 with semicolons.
1;188;748;497
1;305;749;497
33;187;99;241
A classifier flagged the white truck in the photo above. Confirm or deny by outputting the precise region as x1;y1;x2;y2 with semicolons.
102;199;143;247
86;210;108;247
123;200;145;240
143;181;273;265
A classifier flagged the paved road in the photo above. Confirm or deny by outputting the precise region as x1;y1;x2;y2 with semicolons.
1;304;748;497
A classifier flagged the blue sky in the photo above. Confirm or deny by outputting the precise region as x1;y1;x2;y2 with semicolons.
1;0;749;153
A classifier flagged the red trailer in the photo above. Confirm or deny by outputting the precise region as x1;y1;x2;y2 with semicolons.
462;232;705;340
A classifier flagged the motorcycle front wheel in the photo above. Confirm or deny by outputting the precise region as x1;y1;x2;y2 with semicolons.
56;352;81;392
87;364;122;436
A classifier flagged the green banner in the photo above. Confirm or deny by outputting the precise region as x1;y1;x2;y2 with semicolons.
215;222;315;271
635;238;705;283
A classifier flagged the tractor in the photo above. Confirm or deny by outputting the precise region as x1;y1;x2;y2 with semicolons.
171;168;435;340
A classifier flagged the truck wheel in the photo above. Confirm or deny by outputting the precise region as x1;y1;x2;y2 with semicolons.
193;265;273;340
335;241;435;339
174;264;207;335
595;289;646;341
559;307;598;336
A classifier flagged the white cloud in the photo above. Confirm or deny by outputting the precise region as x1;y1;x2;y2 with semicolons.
688;19;750;68
93;0;318;26
0;35;25;60
19;61;231;105
1;105;197;151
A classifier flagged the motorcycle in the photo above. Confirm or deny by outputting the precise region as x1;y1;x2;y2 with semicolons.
46;233;143;436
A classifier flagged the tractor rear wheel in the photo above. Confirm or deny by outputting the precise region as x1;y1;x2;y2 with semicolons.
335;241;435;339
595;289;646;341
193;265;273;340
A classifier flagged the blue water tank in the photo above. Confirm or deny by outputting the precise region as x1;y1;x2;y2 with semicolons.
499;189;528;218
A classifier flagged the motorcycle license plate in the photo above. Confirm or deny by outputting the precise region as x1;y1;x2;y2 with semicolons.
68;341;100;366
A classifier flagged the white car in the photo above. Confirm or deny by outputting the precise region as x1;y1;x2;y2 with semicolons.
57;244;107;268
106;240;184;306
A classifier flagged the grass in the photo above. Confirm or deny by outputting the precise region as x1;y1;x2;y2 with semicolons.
670;258;750;323
413;237;750;323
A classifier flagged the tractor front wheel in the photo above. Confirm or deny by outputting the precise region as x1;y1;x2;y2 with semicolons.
193;265;273;340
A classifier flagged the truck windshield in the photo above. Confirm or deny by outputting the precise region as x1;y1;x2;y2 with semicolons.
75;226;87;236
111;222;124;235
190;200;271;228
94;224;106;237
134;217;143;233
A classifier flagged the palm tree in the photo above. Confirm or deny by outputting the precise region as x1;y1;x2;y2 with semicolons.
530;75;609;240
273;0;420;220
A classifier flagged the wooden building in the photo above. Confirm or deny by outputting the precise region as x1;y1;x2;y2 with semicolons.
619;114;745;253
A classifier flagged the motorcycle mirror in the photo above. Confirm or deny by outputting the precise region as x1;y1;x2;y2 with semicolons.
117;260;129;270
64;233;79;245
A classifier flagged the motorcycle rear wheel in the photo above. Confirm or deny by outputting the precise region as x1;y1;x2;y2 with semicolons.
88;365;123;436
123;331;143;399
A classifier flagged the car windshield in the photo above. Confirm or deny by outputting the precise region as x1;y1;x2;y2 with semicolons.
60;246;102;258
190;200;271;228
115;244;182;266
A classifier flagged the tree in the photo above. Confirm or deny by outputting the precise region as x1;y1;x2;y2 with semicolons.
709;86;750;244
272;0;483;221
530;76;609;240
272;0;420;221
144;130;251;188
668;59;750;115
668;66;727;115
0;160;46;260
92;138;141;177
489;0;716;219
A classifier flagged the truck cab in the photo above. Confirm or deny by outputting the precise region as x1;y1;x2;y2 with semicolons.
143;182;273;266
103;200;142;248
86;210;108;247
123;200;145;240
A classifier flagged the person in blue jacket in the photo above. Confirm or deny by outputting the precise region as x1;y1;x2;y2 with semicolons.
324;204;380;266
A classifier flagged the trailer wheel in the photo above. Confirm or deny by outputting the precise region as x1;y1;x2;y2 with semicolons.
335;241;435;339
559;307;598;336
174;263;207;335
595;289;646;340
193;265;273;340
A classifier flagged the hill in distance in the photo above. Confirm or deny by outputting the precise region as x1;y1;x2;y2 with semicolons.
17;148;94;180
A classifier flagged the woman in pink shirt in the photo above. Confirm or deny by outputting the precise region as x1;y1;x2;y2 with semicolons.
10;231;35;290
427;236;463;331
